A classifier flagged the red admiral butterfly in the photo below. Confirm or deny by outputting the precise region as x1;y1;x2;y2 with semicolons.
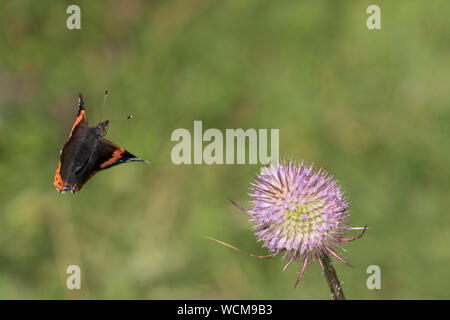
54;93;148;193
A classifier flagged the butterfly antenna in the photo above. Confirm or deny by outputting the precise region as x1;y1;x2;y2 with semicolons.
100;89;109;122
109;115;133;123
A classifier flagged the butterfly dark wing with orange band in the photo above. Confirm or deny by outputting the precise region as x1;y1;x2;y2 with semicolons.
69;94;88;139
54;94;89;193
97;139;147;170
69;139;147;193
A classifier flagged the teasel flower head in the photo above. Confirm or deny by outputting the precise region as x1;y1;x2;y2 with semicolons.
231;160;366;287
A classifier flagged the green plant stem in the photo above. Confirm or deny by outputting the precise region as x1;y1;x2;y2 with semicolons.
320;254;345;300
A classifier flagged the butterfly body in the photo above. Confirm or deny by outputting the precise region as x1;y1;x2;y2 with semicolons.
54;94;146;193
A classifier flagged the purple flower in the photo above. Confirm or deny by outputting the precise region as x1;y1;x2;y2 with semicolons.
233;160;365;286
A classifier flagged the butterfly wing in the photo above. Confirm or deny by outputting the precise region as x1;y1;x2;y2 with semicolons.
97;139;147;170
69;138;148;193
54;94;89;193
68;94;88;139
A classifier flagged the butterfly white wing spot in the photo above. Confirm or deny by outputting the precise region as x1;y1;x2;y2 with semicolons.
56;187;66;194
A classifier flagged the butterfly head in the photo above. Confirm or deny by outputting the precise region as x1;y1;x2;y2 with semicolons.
95;120;110;137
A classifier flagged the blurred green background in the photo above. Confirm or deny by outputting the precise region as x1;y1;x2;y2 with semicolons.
0;0;449;299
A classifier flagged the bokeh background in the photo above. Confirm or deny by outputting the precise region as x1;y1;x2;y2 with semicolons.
0;0;449;299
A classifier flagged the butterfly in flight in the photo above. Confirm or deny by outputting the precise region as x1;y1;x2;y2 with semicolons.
54;92;148;193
